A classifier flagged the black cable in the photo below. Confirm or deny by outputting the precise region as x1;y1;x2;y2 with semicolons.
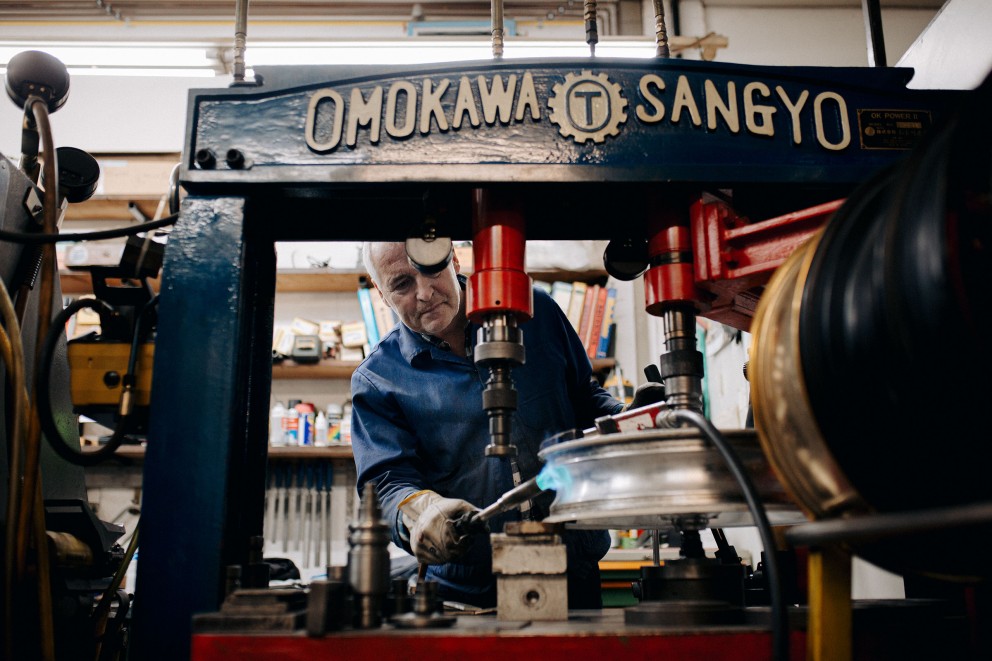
0;213;177;244
665;408;789;661
127;296;159;376
37;296;156;466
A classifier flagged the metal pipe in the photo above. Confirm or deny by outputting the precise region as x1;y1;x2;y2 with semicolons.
652;0;671;58
584;1;599;57
861;0;886;67
491;0;504;59
233;0;250;82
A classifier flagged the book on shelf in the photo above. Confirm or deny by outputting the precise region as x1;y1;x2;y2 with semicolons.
533;280;552;295
369;288;397;338
565;281;587;333
586;284;609;359
577;283;600;357
356;286;380;346
596;286;618;359
550;281;573;315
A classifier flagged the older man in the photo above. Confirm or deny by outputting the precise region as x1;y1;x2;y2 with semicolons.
350;242;623;608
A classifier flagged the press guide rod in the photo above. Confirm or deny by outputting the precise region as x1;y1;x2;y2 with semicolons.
233;0;249;82
491;0;505;59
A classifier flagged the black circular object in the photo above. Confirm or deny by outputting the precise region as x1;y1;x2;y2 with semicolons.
798;71;992;514
4;50;70;112
195;148;217;170
604;238;649;281
405;236;452;275
41;146;100;203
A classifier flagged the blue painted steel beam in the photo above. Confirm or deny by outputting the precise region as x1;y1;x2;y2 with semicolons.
133;196;275;661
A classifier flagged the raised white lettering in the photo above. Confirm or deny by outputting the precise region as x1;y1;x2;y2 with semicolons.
671;75;702;126
385;81;416;138
776;86;809;145
420;78;450;134
514;72;540;121
704;79;739;133
478;74;517;124
636;74;666;123
305;88;344;152
452;76;481;129
814;91;850;150
743;82;775;137
346;86;383;147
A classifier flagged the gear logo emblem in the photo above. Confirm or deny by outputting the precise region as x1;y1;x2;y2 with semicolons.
548;70;628;144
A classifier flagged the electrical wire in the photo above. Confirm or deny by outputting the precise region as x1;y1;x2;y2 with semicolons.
0;276;29;661
92;520;139;661
663;408;789;661
37;294;157;466
23;95;58;661
0;213;177;244
36;298;116;466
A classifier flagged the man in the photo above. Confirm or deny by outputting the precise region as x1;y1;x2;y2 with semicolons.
350;241;624;608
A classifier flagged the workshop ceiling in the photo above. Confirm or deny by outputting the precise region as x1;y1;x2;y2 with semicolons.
0;0;946;25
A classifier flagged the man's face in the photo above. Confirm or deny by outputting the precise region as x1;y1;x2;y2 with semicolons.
371;243;463;337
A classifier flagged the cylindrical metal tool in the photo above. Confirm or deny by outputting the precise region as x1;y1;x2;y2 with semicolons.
347;482;391;629
467;188;534;459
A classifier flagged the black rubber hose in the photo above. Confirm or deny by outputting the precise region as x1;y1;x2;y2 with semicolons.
36;297;150;466
665;408;789;661
0;213;177;244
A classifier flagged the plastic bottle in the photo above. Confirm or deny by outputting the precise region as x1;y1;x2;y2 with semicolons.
314;411;329;447
340;399;352;444
296;402;316;446
284;401;300;446
268;401;286;446
325;403;343;443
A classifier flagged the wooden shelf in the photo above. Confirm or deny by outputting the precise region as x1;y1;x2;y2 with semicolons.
276;271;367;292
99;444;353;463
272;358;610;380
271;359;361;379
64;196;165;222
267;445;354;460
59;271;161;295
61;269;608;296
591;358;616;372
59;270;367;295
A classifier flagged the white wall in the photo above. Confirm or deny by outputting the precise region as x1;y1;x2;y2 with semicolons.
1;1;966;156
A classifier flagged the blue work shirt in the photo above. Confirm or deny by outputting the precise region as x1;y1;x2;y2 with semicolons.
351;285;623;608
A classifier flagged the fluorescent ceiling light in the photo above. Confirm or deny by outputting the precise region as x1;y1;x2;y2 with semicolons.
63;67;219;78
0;39;661;79
0;44;214;68
246;39;657;65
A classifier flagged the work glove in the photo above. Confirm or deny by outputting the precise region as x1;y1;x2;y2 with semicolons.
623;381;666;411
399;490;479;564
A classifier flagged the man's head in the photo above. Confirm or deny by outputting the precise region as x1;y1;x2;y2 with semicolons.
362;242;465;340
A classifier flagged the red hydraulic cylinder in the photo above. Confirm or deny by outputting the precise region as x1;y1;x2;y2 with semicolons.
466;188;533;324
643;205;704;317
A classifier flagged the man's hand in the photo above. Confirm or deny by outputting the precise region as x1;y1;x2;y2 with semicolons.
399;490;479;564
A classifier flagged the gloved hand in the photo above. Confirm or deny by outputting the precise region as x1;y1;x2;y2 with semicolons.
399;490;479;564
623;381;666;411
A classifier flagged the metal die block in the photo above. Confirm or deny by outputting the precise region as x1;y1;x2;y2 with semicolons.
491;531;568;621
496;575;568;622
491;534;566;575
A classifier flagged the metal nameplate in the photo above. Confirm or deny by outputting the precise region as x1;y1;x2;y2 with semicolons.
181;58;960;190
